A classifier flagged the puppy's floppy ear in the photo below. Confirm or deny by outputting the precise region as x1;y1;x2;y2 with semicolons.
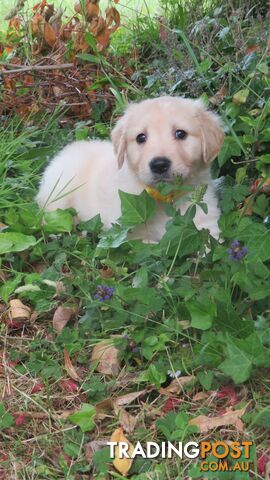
197;102;224;164
111;114;127;169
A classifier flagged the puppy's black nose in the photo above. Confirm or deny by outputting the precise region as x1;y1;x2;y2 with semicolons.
150;157;171;174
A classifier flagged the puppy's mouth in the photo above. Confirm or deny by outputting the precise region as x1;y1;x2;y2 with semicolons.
150;174;173;186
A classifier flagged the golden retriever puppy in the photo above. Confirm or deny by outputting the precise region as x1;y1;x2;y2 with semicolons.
36;96;224;242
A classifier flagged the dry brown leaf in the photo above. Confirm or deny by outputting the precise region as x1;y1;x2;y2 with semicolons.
110;427;134;476
91;340;120;375
85;3;99;20
52;306;75;333
99;266;114;279
106;7;120;29
114;404;137;433
9;299;31;320
159;376;195;395
189;406;247;434
30;13;43;34
209;84;227;106
192;391;210;401
64;348;82;382
114;390;147;407
91;17;106;36
43;21;56;46
85;439;108;462
95;398;113;416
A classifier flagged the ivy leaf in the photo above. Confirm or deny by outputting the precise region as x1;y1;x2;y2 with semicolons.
119;190;156;227
98;224;130;249
68;403;95;432
43;209;73;233
186;296;216;330
219;333;270;383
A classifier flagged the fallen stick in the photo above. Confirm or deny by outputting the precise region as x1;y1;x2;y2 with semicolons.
1;63;74;74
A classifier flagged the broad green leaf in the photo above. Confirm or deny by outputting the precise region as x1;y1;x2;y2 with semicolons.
119;190;156;227
0;403;14;430
98;224;130;249
0;232;37;254
219;333;270;383
186;296;216;330
68;403;95;432
218;137;242;167
43;209;73;233
250;407;270;429
219;342;252;383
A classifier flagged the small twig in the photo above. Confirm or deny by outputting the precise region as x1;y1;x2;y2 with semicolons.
1;63;74;74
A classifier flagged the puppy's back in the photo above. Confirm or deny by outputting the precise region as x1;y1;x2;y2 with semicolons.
36;140;113;212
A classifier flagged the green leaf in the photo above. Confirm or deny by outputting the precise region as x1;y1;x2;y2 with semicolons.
186;296;216;330
0;275;22;303
98;224;130;249
146;364;166;387
197;371;214;390
43;209;73;233
218;333;270;383
0;232;37;254
0;403;14;430
68;403;95;432
218;137;242;167
233;89;249;104
250;407;270;429
119;190;157;227
219;342;252;383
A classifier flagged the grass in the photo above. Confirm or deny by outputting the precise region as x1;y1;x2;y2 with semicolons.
0;0;270;478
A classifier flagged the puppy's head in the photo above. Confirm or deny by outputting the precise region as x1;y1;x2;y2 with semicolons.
111;96;224;185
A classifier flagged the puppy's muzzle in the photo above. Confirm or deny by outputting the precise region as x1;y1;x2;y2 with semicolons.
149;156;171;175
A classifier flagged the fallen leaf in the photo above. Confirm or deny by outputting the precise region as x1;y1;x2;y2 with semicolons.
192;391;210;401
189;406;247;433
64;348;82;382
114;390;147;406
216;385;238;406
15;414;27;427
258;453;270;476
52;305;75;333
99;266;114;279
91;340;120;375
209;83;227;105
9;299;31;320
113;404;137;433
60;379;79;392
31;383;45;394
159;376;195;395
110;427;134;476
162;397;182;413
43;21;56;47
85;439;108;462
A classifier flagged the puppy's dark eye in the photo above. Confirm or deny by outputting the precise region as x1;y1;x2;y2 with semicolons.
175;129;187;140
136;133;147;144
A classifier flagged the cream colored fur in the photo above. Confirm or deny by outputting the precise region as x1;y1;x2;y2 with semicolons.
36;96;224;242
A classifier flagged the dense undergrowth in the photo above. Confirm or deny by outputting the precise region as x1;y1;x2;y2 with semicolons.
0;1;270;479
